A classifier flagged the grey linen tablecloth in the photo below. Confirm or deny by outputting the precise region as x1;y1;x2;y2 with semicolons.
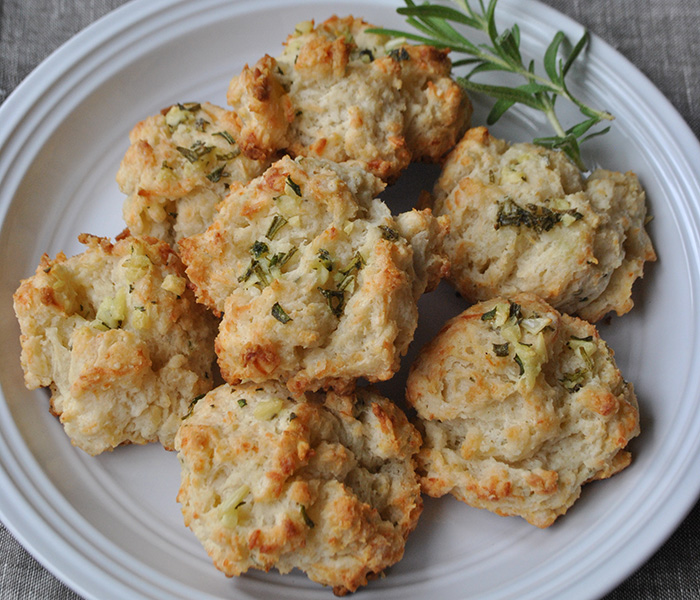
0;0;698;598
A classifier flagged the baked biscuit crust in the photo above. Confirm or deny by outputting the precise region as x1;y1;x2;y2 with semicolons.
175;383;422;595
13;234;218;455
406;293;640;527
117;102;271;244
428;127;656;321
226;15;470;181
179;155;443;394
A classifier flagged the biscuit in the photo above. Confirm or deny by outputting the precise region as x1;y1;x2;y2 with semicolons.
117;102;271;245
226;15;470;181
175;382;422;595
406;293;640;527
179;155;446;394
13;234;218;455
427;127;656;321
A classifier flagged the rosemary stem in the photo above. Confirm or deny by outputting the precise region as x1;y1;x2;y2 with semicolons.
542;100;567;138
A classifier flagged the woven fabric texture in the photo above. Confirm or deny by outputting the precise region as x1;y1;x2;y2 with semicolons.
0;0;698;599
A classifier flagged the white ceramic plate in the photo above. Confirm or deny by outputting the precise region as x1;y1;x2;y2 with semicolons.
1;1;699;599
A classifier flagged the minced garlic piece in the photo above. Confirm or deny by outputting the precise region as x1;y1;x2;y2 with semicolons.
253;398;284;421
161;274;187;296
94;287;127;329
122;254;152;283
219;485;251;528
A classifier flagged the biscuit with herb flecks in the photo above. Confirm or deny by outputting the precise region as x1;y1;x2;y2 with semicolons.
13;234;218;455
175;382;422;595
226;15;470;181
179;155;447;395
117;101;272;245
427;127;656;321
406;293;640;527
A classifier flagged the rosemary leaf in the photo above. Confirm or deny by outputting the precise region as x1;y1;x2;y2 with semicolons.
271;302;292;324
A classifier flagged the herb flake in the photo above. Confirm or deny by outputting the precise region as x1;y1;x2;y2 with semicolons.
481;307;497;321
183;393;206;420
271;302;292;324
379;225;400;241
317;249;333;271
213;130;236;145
388;47;410;61
300;505;315;528
318;287;345;317
493;342;510;357
206;165;227;183
285;176;302;197
514;354;525;376
266;214;288;240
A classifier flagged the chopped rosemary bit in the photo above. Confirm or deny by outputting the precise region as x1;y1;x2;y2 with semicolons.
178;102;201;112
481;307;497;321
318;287;345;317
237;398;247;408
379;225;400;241
251;241;269;258
253;263;270;287
176;142;213;163
206;165;227;183
213;130;236;145
266;214;288;240
496;198;562;233
340;252;365;276
183;393;206;419
567;336;596;370
175;146;198;162
514;354;525;376
508;302;522;322
238;260;258;283
238;259;271;287
300;505;315;528
337;273;355;292
388;47;410;61
285;176;302;197
289;412;297;421
561;369;587;392
194;118;209;132
269;246;298;268
493;342;510;357
317;249;333;271
271;302;292;323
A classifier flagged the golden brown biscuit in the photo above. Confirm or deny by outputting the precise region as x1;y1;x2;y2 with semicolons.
406;293;639;527
226;15;470;181
179;155;446;394
427;127;656;321
175;382;422;595
117;102;271;245
13;234;218;455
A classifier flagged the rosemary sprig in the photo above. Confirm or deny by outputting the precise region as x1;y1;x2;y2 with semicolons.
369;0;614;170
